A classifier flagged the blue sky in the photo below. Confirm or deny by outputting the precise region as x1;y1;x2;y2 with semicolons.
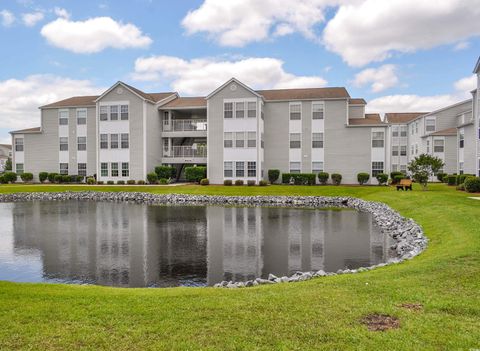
0;0;479;143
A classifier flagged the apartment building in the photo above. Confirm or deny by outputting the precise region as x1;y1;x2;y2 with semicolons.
0;144;12;172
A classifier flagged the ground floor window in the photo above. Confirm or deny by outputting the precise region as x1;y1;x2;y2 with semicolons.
372;161;384;177
15;163;24;174
400;165;407;174
60;163;68;175
312;161;323;173
459;162;464;175
235;162;245;177
247;161;256;177
78;163;87;176
101;163;108;177
122;162;129;177
224;161;233;177
111;163;119;177
289;162;301;174
391;164;398;172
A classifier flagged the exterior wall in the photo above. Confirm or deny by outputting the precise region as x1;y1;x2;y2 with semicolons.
146;103;162;176
348;105;365;119
444;136;457;174
263;101;289;178
389;123;409;173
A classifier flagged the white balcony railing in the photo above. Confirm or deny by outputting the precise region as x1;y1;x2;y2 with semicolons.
163;119;207;132
164;145;207;158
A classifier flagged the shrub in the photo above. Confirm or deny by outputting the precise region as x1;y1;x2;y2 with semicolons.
97;181;104;185
137;180;145;185
39;172;48;183
259;180;268;186
200;178;209;186
3;172;17;183
436;172;447;182
224;179;232;186
47;173;58;183
20;172;33;182
185;166;207;183
317;172;329;185
86;177;96;185
62;175;72;183
75;175;85;183
390;172;404;184
268;169;280;183
155;166;175;180
375;173;388;185
147;172;158;184
456;183;465;191
393;174;405;184
281;173;316;185
235;180;244;186
247;180;255;186
331;173;342;185
53;174;62;183
117;180;125;185
159;178;168;185
447;175;457;186
357;172;370;185
0;175;7;184
464;177;480;193
107;180;115;185
127;180;136;185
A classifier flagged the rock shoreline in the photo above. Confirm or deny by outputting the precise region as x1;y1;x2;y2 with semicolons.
0;191;427;288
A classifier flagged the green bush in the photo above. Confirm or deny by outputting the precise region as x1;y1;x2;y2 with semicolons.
0;175;7;184
235;180;244;186
436;172;447;182
39;172;48;183
155;166;175;180
456;183;465;191
259;180;268;186
159;178;168;185
268;169;280;183
331;173;342;185
86;177;96;185
200;178;209;186
127;180;136;185
185;166;207;183
20;172;33;182
147;173;158;184
62;175;72;183
47;173;58;183
464;177;480;193
53;174;62;183
247;180;255;186
390;171;403;184
117;180;125;185
97;181;104;185
75;175;84;183
357;172;370;185
447;175;457;186
106;180;114;185
3;172;17;183
456;174;466;185
281;173;316;185
375;173;388;185
137;180;145;185
224;179;232;186
317;172;329;185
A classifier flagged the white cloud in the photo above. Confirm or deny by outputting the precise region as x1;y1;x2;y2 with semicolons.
132;55;327;95
323;0;480;66
40;17;152;53
53;7;70;19
22;11;44;27
453;41;470;51
352;64;398;92
181;0;341;47
0;75;104;131
453;75;476;92
0;10;15;27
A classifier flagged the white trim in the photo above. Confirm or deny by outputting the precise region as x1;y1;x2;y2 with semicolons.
206;78;262;100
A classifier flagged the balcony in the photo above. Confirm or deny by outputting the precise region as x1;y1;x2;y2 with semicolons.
163;145;207;163
164;119;207;132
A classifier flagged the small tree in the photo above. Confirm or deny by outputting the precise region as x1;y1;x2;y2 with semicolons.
407;154;444;190
268;169;280;183
4;157;12;171
357;172;370;185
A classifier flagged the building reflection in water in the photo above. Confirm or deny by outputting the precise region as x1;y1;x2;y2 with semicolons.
5;202;394;287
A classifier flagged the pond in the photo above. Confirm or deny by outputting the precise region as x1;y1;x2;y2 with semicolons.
0;201;396;288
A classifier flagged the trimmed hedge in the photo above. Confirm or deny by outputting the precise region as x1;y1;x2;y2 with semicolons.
117;180;125;185
247;180;255;186
464;177;480;193
159;178;169;185
20;173;33;182
0;175;7;184
39;172;48;183
127;180;136;185
317;172;329;185
3;172;17;183
436;172;447;182
200;178;209;186
259;180;268;186
268;169;280;183
390;172;404;184
97;181;104;185
185;166;207;183
447;175;457;186
106;180;114;185
357;172;370;185
375;173;388;185
147;173;158;184
137;180;145;185
331;173;342;186
235;180;244;186
86;177;96;185
155;166;175;180
224;179;232;186
281;173;316;185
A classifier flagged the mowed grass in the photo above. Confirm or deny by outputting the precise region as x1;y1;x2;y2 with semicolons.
0;183;479;350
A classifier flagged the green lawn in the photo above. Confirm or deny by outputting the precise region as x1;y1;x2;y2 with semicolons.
0;183;479;350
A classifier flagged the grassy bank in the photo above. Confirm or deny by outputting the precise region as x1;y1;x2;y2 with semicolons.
0;183;479;350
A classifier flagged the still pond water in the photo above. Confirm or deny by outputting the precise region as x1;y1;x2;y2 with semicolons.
0;201;395;287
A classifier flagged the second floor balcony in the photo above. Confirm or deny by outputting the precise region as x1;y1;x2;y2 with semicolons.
163;119;207;132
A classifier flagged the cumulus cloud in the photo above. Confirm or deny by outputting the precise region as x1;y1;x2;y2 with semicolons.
352;64;398;92
40;17;152;53
0;10;15;27
453;75;477;92
323;0;480;66
0;75;104;131
22;11;44;27
53;7;70;19
132;55;327;95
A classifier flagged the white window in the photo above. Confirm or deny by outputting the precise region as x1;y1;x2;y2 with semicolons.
163;138;169;152
312;133;323;148
78;163;87;176
312;162;323;173
400;126;407;137
372;162;384;177
372;131;384;148
59;110;69;125
400;145;407;156
459;129;464;148
247;102;256;118
415;122;419;134
391;164;398;172
77;137;86;151
224;132;233;148
60;163;68;175
235;161;245;177
59;137;68;151
289;162;301;174
290;103;301;120
76;109;87;125
224;161;233;177
392;146;399;156
16;163;24;174
247;131;256;148
121;134;129;149
99;106;108;121
120;105;129;120
110;134;119;149
400;164;407;173
235;102;245;118
434;139;444;153
110;105;118;120
101;163;108;177
100;134;108;149
290;133;301;148
235;132;245;148
15;138;24;152
425;117;436;133
224;102;233;119
111;163;119;177
392;126;399;137
122;162;129;177
312;103;324;120
247;161;256;177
